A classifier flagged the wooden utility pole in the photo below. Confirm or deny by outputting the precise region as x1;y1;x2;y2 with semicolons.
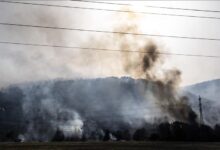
198;96;204;125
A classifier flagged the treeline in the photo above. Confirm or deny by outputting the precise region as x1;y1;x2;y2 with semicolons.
52;122;220;142
1;121;220;142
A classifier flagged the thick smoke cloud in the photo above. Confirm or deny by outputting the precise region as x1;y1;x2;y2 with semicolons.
0;6;199;141
83;11;197;123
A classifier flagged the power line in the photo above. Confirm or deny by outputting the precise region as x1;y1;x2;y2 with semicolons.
1;1;220;20
0;22;220;41
77;0;220;13
0;40;220;58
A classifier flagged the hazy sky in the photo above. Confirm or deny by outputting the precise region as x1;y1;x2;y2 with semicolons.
0;1;220;87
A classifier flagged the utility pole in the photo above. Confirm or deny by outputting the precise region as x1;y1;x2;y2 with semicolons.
198;96;204;125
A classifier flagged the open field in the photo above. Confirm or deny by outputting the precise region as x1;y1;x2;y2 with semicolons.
1;142;220;150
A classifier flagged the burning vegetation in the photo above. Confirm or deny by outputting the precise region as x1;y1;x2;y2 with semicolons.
0;8;219;142
0;77;219;142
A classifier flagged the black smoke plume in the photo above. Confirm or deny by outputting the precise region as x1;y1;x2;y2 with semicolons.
0;6;199;141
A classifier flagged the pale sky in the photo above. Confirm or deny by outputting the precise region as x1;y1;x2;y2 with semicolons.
0;1;220;87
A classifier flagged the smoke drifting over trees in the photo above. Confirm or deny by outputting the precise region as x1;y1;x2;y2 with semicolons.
0;5;219;142
0;78;220;142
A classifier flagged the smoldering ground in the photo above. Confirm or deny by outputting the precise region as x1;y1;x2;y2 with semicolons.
0;5;200;141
